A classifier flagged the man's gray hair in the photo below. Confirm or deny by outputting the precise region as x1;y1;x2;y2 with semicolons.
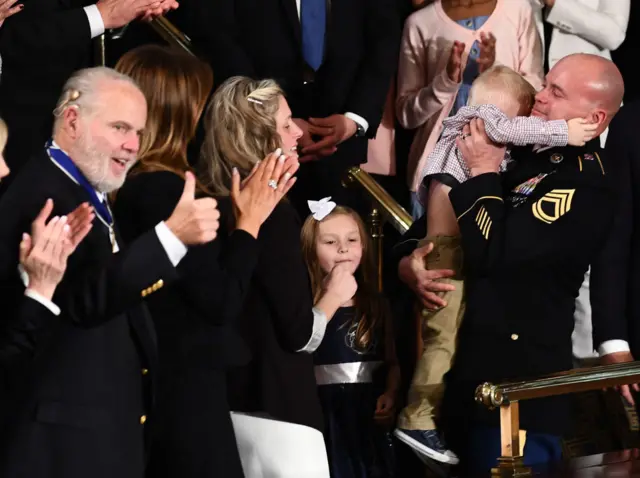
52;67;139;132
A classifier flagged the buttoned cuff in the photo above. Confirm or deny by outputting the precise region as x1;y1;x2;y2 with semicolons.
345;112;369;134
297;307;329;353
155;222;188;267
598;340;631;356
84;4;106;39
25;289;61;316
545;0;574;33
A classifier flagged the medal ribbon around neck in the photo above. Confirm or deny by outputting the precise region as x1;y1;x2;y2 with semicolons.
45;140;114;226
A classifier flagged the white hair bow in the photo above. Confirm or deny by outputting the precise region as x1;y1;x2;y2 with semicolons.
308;197;336;221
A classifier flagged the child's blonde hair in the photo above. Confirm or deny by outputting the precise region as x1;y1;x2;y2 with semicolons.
0;118;7;152
468;65;537;116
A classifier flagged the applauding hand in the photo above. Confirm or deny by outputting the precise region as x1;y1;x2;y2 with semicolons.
21;200;94;300
0;0;22;26
231;148;299;238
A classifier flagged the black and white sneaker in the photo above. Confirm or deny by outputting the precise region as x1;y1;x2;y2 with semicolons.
394;428;460;465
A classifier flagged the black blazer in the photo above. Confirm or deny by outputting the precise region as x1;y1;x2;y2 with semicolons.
0;152;178;478
591;102;640;357
0;297;57;363
181;0;400;166
113;171;257;478
227;200;324;432
0;0;94;172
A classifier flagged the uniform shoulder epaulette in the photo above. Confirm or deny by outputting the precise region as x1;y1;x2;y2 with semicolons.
575;151;606;176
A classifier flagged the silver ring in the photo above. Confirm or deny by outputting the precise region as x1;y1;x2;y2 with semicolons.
268;179;278;190
460;132;471;140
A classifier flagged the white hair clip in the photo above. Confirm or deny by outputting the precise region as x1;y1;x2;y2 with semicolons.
308;197;336;221
247;97;263;105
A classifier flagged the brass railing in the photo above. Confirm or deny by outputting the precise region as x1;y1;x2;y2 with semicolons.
343;167;413;291
476;362;640;477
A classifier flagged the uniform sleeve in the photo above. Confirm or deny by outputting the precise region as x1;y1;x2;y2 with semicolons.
0;296;56;363
481;109;568;147
449;171;614;276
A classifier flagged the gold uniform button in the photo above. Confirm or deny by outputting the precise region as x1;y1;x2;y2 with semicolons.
511;334;519;341
142;368;149;376
140;415;147;425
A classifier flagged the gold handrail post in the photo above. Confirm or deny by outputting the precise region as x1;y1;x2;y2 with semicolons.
368;207;384;292
94;33;106;66
492;401;531;477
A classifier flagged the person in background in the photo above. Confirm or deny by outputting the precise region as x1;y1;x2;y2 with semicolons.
397;0;543;219
113;46;298;478
0;0;178;177
0;67;221;478
395;64;595;465
197;76;353;476
528;0;630;371
0;117;93;361
301;201;400;477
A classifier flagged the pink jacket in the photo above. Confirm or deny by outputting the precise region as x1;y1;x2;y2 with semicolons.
396;0;544;192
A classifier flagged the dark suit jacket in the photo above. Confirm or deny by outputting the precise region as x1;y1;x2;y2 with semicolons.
591;102;640;357
114;171;256;478
227;200;324;432
0;152;178;478
0;0;95;173
181;0;400;206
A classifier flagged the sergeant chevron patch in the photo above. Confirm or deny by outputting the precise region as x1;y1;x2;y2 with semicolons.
475;205;492;239
532;189;575;224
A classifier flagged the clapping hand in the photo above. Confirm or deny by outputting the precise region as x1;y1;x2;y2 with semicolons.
0;0;22;27
96;0;178;30
447;41;465;83
230;149;299;238
477;32;496;74
21;200;94;300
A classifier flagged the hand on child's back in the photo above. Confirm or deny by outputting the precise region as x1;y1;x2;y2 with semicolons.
567;118;598;146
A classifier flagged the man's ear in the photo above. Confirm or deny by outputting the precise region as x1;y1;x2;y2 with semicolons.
62;106;81;140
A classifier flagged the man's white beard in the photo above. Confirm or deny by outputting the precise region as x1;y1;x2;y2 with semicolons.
71;133;134;194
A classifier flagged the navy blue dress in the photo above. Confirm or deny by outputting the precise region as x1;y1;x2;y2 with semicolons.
314;307;394;478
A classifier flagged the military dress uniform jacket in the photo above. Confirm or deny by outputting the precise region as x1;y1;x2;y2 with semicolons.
0;151;178;478
441;140;615;438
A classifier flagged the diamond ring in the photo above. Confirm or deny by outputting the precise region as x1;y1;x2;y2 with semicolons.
268;179;278;190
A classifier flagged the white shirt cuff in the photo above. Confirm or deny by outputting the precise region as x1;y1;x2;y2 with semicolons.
155;222;188;267
25;289;61;316
297;307;328;353
345;112;369;134
598;339;631;356
84;4;106;39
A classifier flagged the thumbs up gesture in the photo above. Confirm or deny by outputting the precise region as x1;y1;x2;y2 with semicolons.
165;172;220;245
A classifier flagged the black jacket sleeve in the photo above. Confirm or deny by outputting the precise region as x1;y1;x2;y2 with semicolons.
113;172;260;326
253;202;316;352
0;296;55;362
591;111;635;347
449;171;614;277
0;5;90;61
345;0;401;136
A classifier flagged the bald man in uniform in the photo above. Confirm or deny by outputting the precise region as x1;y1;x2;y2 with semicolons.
435;53;625;473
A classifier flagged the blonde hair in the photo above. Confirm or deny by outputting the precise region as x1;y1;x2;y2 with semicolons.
115;45;213;192
200;76;284;195
468;65;537;116
300;206;388;352
0;118;7;153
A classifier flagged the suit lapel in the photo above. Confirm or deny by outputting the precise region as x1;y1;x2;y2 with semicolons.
281;0;302;45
